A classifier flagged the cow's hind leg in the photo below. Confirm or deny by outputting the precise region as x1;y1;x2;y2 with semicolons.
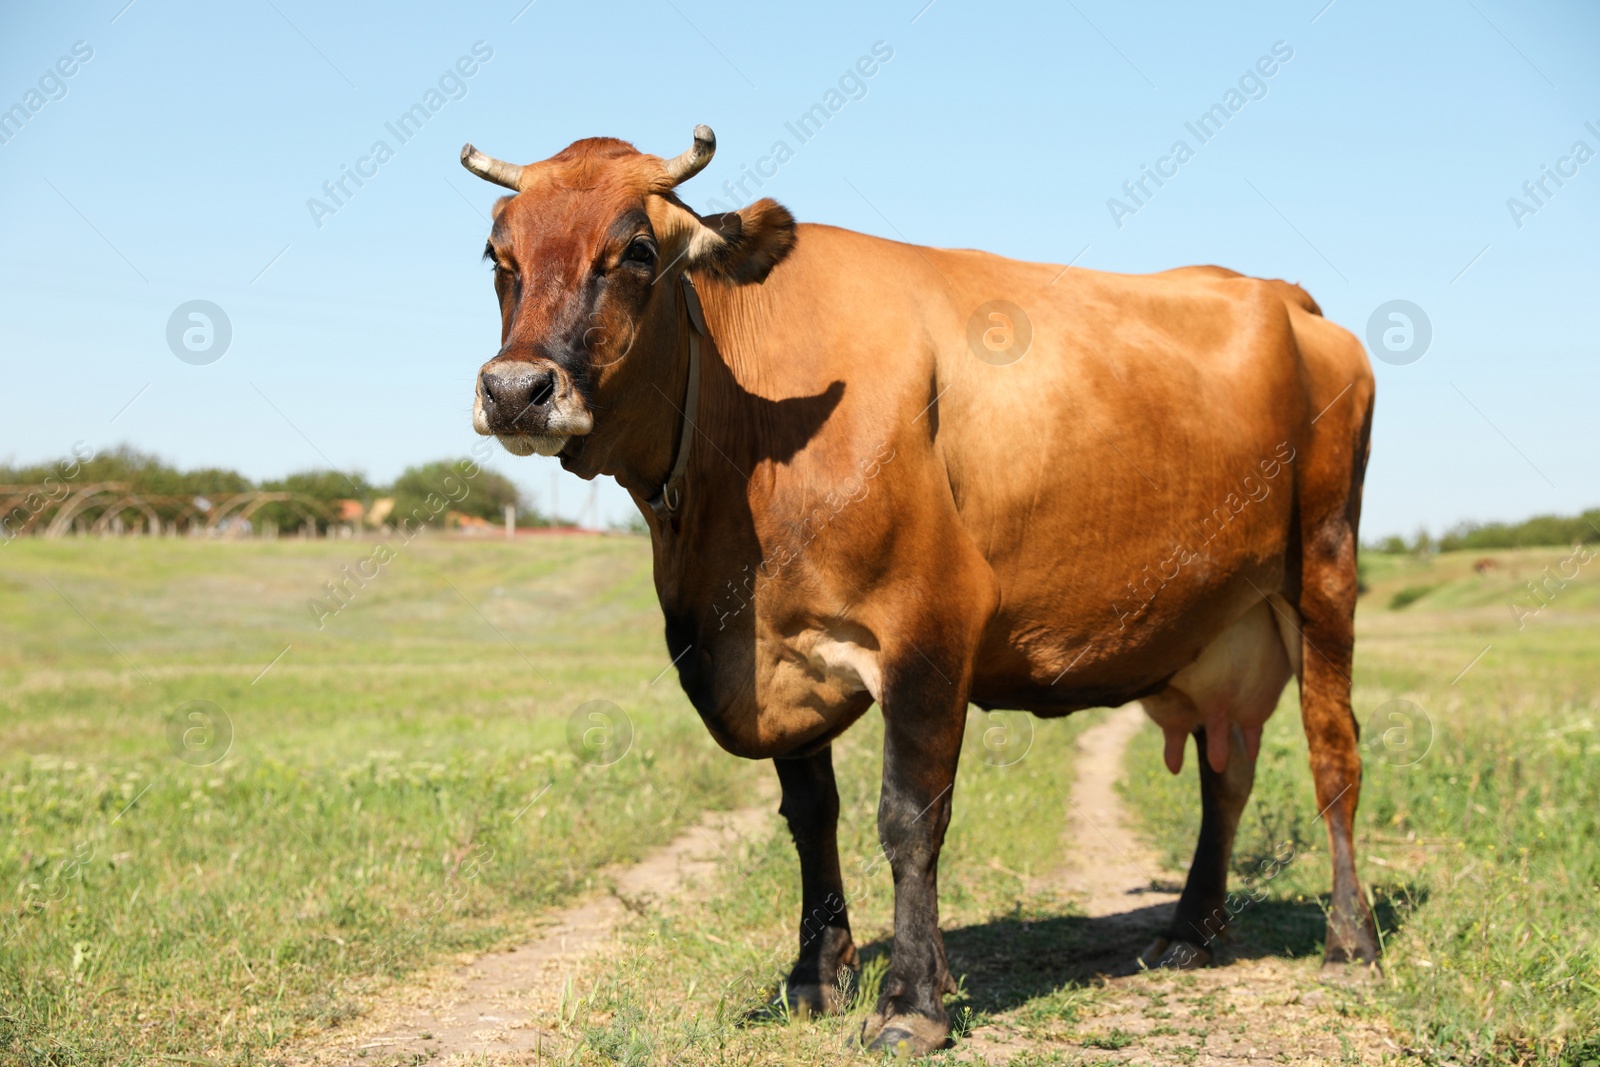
1137;600;1288;968
773;745;858;1014
1300;526;1381;968
1142;724;1257;969
1292;308;1380;970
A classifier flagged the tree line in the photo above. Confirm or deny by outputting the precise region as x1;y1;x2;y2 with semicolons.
1366;507;1600;555
0;445;551;534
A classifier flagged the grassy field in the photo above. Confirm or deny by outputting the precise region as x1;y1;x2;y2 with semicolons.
545;703;1105;1067
0;535;759;1063
1123;546;1600;1065
4;537;1597;1065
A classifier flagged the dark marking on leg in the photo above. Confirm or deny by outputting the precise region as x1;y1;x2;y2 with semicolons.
857;666;966;1054
774;746;857;1014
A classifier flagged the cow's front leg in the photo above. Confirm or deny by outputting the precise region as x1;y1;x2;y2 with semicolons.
858;676;965;1055
774;745;858;1015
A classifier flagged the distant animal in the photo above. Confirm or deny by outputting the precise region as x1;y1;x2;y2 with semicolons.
457;126;1379;1053
1474;558;1498;575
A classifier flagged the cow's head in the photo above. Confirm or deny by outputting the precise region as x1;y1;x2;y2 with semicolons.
460;126;795;462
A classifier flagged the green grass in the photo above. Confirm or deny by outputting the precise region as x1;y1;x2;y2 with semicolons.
7;538;1598;1065
1121;546;1600;1065
552;705;1103;1065
0;536;757;1063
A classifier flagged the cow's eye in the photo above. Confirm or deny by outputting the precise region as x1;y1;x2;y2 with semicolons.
623;237;657;266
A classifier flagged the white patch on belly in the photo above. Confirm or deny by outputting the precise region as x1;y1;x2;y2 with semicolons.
798;624;883;704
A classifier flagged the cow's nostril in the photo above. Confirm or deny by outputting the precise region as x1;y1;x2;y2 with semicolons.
480;372;500;404
529;372;555;407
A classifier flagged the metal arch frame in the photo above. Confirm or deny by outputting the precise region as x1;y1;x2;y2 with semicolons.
0;486;64;538
236;495;327;532
42;483;134;538
8;483;346;538
207;492;335;534
88;494;163;536
142;496;207;533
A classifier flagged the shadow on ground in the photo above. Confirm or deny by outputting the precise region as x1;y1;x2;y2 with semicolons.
852;884;1423;1016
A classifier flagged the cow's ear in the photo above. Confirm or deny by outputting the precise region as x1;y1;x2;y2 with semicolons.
686;199;796;285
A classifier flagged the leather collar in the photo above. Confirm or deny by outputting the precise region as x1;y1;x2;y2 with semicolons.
646;272;707;521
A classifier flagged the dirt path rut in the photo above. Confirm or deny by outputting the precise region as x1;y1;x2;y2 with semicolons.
290;804;772;1064
293;707;1410;1064
1059;703;1182;925
971;704;1407;1065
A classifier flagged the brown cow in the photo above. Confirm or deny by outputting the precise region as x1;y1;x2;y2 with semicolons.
460;126;1379;1053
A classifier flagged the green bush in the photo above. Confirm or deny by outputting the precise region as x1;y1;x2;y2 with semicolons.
1389;584;1436;610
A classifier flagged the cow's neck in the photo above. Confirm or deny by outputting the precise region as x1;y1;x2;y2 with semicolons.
587;267;711;514
592;270;847;645
640;274;707;521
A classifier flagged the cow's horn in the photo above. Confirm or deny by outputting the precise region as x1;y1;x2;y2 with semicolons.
460;144;526;191
662;125;716;185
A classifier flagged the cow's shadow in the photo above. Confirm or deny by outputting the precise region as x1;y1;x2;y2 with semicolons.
854;885;1420;1015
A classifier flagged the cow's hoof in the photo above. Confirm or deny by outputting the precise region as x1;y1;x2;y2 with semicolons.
1319;957;1382;985
855;1011;952;1055
781;941;860;1016
1321;934;1381;974
778;959;858;1018
782;979;851;1017
782;983;824;1018
1139;937;1212;970
1323;911;1381;968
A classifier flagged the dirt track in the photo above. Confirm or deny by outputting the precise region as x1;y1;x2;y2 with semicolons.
289;706;1409;1064
288;804;773;1063
964;704;1406;1065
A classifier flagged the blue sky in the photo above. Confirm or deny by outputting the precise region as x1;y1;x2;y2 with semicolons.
1;0;1595;537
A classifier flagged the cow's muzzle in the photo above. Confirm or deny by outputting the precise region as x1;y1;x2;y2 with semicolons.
473;359;593;457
